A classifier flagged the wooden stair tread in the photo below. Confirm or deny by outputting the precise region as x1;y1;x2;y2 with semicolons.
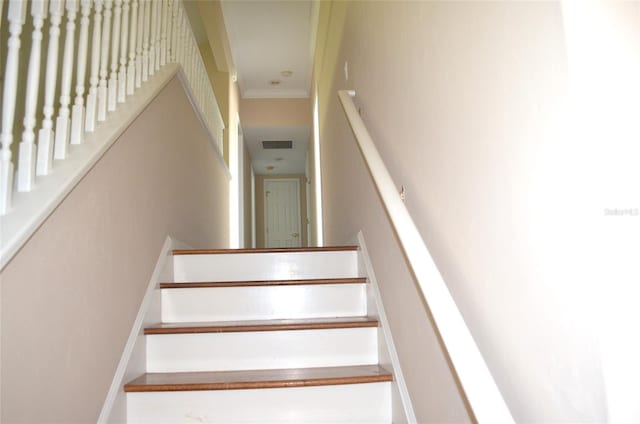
124;365;392;392
145;317;378;335
160;277;367;289
172;246;358;255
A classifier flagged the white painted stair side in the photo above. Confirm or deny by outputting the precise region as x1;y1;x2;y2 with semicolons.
127;382;392;424
161;284;367;322
173;250;359;282
146;327;378;373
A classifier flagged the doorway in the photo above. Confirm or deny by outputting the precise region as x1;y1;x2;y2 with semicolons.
264;179;302;248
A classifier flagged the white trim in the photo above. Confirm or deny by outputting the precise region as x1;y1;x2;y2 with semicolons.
229;116;241;248
356;231;417;424
338;90;514;423
250;167;256;248
312;86;324;246
97;236;192;424
238;124;245;247
305;154;311;246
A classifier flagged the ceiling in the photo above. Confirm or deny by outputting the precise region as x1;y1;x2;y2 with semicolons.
221;0;317;99
220;0;318;176
244;126;310;175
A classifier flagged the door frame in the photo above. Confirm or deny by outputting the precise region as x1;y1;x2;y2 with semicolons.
263;178;302;248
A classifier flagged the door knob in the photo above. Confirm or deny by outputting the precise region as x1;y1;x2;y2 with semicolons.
291;233;299;238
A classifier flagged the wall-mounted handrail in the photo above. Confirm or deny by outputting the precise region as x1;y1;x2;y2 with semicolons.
0;0;225;270
338;90;514;423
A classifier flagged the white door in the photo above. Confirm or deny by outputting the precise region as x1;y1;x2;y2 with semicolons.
264;179;301;248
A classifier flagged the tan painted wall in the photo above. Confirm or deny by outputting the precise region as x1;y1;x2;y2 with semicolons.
255;174;308;248
239;98;311;127
314;1;640;422
0;77;230;423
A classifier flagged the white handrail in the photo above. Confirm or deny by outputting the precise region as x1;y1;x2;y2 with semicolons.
0;0;225;270
338;90;514;423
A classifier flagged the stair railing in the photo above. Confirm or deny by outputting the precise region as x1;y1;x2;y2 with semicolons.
0;0;224;270
338;90;514;423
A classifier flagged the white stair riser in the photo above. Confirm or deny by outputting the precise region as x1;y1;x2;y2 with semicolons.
146;328;378;373
161;284;367;322
127;382;392;424
173;251;359;282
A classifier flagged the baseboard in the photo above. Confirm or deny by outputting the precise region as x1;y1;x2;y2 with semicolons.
356;231;417;424
97;236;191;424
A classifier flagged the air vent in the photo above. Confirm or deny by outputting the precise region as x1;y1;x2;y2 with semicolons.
262;140;293;149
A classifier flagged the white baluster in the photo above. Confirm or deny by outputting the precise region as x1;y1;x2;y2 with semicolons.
70;0;91;145
37;0;64;176
54;0;79;160
190;43;196;87
183;14;189;73
17;0;48;192
175;5;183;66
166;0;173;63
117;0;129;103
135;0;144;87
84;0;103;133
170;0;178;64
107;0;121;111
159;0;167;66
0;0;27;213
142;0;150;81
126;0;138;94
148;0;156;75
154;0;161;71
184;32;190;81
98;0;112;121
187;35;193;82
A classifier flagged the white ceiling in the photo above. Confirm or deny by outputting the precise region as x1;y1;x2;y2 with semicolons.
244;126;310;175
221;0;316;99
221;1;317;175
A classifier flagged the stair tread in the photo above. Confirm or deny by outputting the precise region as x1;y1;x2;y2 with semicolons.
124;365;392;392
160;277;367;289
145;317;378;334
172;246;358;255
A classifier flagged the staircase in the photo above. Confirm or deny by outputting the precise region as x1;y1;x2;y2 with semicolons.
123;246;394;423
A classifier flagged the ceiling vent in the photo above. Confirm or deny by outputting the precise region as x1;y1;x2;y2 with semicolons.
262;140;293;149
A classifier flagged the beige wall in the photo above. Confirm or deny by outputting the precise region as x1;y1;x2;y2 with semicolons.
255;174;308;248
239;98;311;127
314;1;640;422
315;6;472;420
0;77;230;423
